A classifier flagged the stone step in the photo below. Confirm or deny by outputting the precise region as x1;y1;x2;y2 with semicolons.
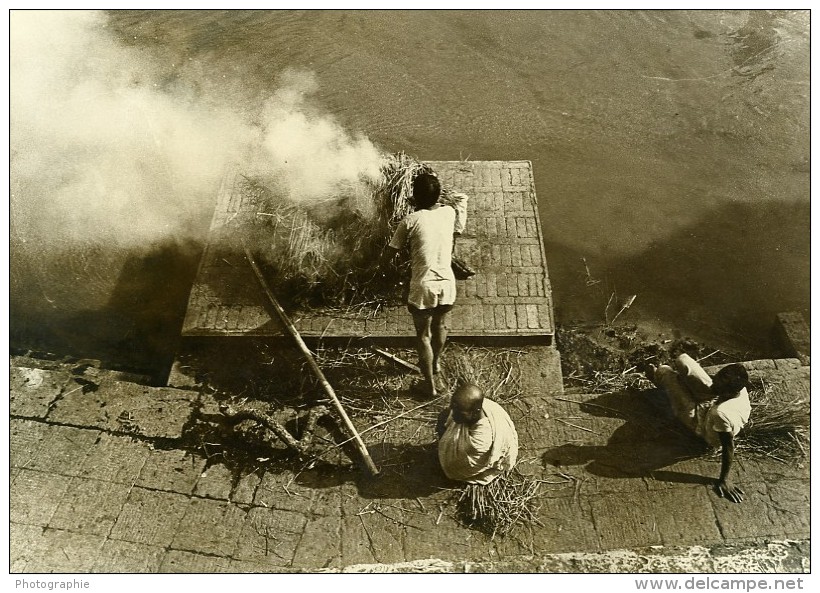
10;354;153;384
517;344;563;396
774;312;810;365
10;359;198;440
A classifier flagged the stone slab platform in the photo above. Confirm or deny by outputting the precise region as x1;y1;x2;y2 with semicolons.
9;358;197;440
181;161;554;340
9;355;810;573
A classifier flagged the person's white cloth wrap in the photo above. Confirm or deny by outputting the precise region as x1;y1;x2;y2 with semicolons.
438;398;518;485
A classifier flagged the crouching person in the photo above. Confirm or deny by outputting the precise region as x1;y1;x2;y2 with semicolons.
646;354;751;503
436;383;519;485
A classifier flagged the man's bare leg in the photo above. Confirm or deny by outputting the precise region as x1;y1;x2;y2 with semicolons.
411;311;436;397
649;364;700;433
431;307;451;376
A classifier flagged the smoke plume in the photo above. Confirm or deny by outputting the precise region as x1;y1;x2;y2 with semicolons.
10;10;386;250
254;69;385;211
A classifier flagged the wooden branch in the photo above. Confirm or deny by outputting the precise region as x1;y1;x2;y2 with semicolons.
243;245;380;476
221;404;309;453
300;405;330;447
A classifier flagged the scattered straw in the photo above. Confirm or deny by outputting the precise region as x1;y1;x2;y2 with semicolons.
564;367;652;394
734;380;809;463
439;345;523;404
312;342;524;427
456;469;542;538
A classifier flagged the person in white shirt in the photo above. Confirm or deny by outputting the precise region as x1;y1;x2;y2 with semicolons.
646;354;751;503
385;172;468;398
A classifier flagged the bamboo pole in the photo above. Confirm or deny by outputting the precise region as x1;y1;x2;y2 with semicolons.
243;246;380;476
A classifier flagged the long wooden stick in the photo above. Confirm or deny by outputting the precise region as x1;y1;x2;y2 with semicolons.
243;246;380;476
370;346;421;374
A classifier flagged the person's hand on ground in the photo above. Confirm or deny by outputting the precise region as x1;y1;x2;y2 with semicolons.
638;362;657;385
715;479;744;503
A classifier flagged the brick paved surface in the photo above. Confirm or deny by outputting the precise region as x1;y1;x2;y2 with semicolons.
8;353;810;573
181;161;554;339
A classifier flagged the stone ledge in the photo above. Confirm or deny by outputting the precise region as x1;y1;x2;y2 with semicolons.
774;312;810;366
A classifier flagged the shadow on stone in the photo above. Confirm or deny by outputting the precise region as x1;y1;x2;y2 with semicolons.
11;238;202;384
350;442;451;500
543;389;713;486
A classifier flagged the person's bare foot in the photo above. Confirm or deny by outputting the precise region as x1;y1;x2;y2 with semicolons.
410;379;436;398
434;375;448;394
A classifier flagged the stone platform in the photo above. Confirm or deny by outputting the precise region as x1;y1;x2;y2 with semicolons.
180;161;554;341
9;353;810;573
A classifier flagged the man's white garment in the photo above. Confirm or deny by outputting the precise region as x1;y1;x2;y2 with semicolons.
438;398;518;485
388;194;468;309
655;354;750;448
702;391;751;448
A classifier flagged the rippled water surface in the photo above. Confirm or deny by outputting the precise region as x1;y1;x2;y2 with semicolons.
11;10;810;372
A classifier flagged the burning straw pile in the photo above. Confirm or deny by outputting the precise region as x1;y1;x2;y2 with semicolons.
242;152;459;309
734;379;809;463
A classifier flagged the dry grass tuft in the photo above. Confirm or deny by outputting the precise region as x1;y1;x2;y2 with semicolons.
440;345;523;404
456;469;542;538
734;379;809;463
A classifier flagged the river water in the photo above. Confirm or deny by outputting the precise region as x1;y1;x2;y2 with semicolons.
10;10;810;374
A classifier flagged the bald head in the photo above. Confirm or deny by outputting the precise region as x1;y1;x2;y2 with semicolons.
450;383;484;425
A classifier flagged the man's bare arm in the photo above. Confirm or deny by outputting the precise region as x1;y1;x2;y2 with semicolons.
716;431;744;503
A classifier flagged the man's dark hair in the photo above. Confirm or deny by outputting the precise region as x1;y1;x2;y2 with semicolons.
412;173;441;209
711;363;749;396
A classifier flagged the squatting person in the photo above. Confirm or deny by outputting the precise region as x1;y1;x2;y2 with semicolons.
645;354;751;503
385;172;468;398
436;383;519;484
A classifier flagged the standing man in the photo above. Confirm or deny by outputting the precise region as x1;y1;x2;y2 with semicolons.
386;172;468;398
646;354;751;503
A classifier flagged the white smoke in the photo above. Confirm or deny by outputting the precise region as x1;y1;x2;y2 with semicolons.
10;10;386;249
254;69;385;208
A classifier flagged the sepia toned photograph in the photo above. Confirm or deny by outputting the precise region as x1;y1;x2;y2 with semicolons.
8;7;810;579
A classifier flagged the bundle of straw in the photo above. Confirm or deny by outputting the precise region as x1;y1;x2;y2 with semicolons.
375;152;428;227
456;469;542;538
734;383;809;463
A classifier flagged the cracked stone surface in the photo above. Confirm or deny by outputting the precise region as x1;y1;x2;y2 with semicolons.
9;355;810;573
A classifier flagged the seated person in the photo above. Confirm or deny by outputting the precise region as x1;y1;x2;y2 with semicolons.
646;354;751;503
436;383;518;485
